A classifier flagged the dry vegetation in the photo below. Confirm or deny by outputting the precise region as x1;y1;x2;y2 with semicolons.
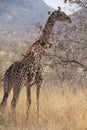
0;84;87;130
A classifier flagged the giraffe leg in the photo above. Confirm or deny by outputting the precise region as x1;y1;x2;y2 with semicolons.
36;83;41;119
26;84;31;121
0;93;8;113
0;79;12;113
11;86;21;122
35;71;43;119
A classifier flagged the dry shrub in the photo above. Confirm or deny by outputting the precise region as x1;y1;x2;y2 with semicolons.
0;84;87;130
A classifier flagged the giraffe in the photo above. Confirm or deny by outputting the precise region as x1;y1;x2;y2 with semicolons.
0;7;71;119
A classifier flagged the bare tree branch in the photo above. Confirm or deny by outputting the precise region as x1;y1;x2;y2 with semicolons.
64;0;87;9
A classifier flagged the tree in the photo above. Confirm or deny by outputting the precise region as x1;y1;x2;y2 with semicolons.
44;5;87;87
64;0;87;9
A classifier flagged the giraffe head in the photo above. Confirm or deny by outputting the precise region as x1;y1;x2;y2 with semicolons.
53;7;72;23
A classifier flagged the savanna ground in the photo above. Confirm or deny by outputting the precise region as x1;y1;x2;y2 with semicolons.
0;83;87;130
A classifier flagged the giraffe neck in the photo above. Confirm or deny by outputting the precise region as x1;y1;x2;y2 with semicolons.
41;11;57;42
22;11;59;62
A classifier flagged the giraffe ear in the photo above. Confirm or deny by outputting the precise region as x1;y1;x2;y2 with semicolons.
58;7;61;12
40;41;46;47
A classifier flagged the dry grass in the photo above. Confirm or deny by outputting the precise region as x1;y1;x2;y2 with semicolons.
0;84;87;130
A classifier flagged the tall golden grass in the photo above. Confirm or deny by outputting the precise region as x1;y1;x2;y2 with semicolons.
0;84;87;130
